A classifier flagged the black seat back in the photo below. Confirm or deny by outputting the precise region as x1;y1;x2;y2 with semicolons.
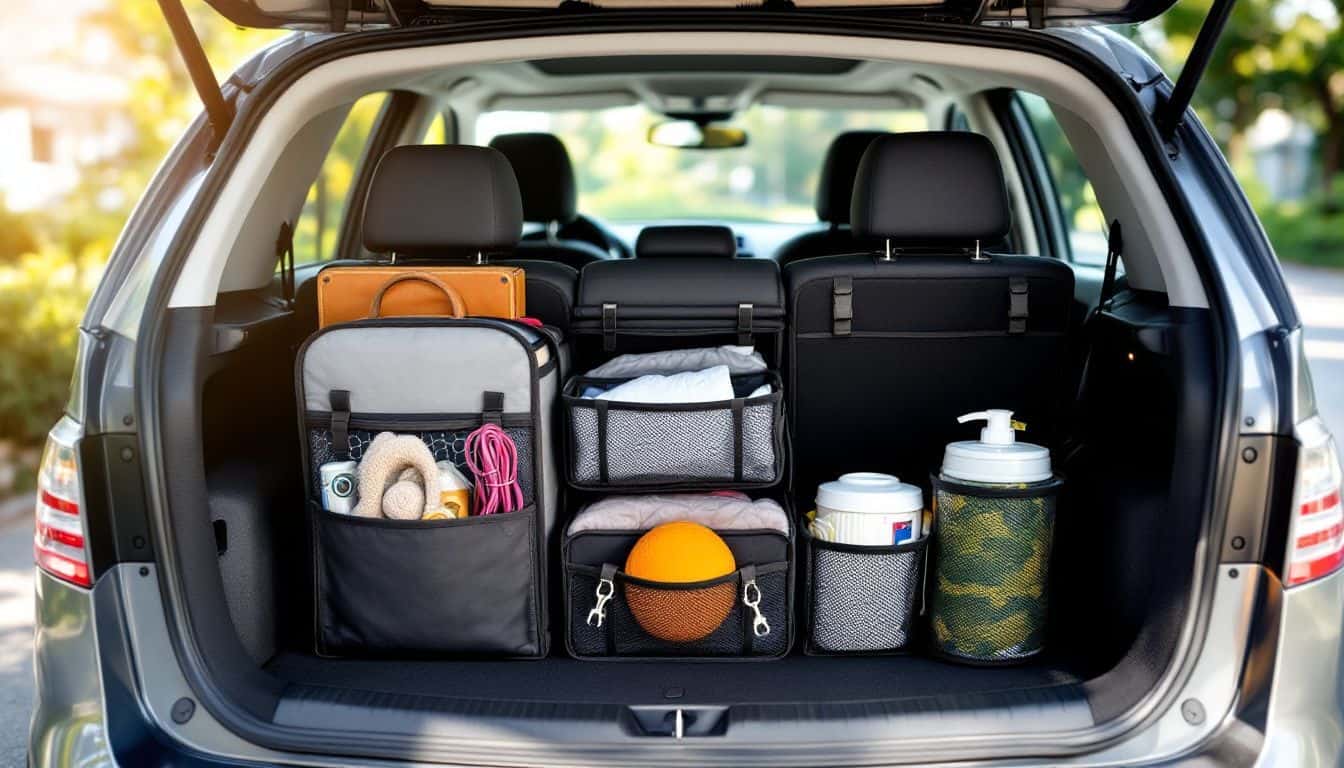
773;131;885;266
295;144;578;335
784;132;1075;499
489;133;612;268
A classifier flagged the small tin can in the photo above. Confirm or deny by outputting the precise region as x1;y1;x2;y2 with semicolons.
319;460;358;515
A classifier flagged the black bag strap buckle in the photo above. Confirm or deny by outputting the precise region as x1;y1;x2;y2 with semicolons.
329;389;351;460
832;277;853;336
482;391;504;426
737;303;754;345
602;303;618;352
1008;276;1029;335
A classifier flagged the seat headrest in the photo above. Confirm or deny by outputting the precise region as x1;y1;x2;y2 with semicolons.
363;145;522;256
635;225;737;259
851;132;1011;245
488;133;577;225
816;131;887;225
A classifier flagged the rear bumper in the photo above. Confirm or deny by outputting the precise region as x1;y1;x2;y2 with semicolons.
28;569;253;768
30;562;1344;767
1257;570;1344;766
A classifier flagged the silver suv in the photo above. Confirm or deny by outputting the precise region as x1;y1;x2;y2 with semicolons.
29;0;1344;765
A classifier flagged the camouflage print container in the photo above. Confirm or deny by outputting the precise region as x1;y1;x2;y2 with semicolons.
929;474;1063;664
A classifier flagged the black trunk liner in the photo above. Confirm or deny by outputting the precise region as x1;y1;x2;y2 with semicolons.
266;652;1083;707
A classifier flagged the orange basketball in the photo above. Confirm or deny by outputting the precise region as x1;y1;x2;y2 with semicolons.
624;522;736;643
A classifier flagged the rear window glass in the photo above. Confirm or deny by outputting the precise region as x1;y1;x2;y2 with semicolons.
475;105;926;224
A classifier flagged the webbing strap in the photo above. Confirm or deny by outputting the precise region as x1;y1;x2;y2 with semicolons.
1098;219;1124;310
600;563;617;656
329;390;351;460
602;303;618;352
737;303;754;345
595;400;610;485
1008;277;1029;335
832;277;853;336
731;397;745;482
740;564;757;654
482;391;504;426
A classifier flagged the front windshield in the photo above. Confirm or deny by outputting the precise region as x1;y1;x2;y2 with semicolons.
476;105;926;224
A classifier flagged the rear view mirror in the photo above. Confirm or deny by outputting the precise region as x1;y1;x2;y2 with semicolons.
647;120;748;149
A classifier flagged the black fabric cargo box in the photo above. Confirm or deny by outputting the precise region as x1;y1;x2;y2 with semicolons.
563;523;793;660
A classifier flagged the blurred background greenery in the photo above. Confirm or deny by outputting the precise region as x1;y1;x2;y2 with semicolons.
0;0;1340;491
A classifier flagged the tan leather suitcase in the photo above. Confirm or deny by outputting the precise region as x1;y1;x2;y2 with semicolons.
316;266;526;327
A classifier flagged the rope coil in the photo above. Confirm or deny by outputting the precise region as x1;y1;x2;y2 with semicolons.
464;423;524;515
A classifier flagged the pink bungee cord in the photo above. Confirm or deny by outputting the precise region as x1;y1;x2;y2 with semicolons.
464;424;523;515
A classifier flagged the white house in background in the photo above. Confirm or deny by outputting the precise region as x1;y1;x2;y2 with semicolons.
1248;108;1316;203
0;1;134;212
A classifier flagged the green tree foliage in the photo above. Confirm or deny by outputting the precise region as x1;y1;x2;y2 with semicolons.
1149;0;1344;261
0;2;280;446
1155;0;1344;202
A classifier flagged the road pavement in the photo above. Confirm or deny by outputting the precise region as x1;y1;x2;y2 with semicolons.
0;513;32;768
0;264;1338;767
1282;263;1344;441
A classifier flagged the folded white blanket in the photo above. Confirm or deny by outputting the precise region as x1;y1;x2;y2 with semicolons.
567;492;790;536
587;345;767;378
595;365;735;404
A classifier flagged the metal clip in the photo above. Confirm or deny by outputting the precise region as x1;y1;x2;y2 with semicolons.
742;578;770;637
587;577;614;628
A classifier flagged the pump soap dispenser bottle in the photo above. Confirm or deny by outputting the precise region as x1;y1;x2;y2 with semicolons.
929;409;1063;665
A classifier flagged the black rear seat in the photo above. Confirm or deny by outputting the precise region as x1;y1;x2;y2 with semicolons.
784;131;1075;497
295;144;578;335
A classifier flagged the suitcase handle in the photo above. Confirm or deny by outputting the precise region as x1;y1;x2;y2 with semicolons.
368;272;467;319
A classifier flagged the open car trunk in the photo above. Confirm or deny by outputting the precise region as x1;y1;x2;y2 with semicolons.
172;279;1218;755
132;5;1237;759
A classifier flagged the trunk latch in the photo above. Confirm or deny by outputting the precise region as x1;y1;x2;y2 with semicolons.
628;706;728;738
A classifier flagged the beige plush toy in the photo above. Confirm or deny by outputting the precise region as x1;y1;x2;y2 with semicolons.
352;432;441;520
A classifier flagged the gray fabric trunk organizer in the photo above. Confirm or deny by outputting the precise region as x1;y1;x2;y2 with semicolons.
296;318;559;658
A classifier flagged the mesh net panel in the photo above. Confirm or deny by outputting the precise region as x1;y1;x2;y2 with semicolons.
810;544;922;653
569;402;777;485
568;567;789;658
309;426;535;504
930;487;1057;662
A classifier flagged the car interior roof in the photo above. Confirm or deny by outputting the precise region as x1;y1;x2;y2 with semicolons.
178;33;1205;311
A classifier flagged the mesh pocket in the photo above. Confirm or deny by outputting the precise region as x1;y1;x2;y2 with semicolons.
929;476;1061;664
568;564;789;659
807;537;925;654
308;425;535;505
565;373;782;489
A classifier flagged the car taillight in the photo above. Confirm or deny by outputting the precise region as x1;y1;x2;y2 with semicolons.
1285;417;1344;587
34;420;91;588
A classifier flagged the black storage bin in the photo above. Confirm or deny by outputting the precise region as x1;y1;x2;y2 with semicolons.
564;527;793;660
314;505;542;656
563;372;784;490
803;528;927;654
